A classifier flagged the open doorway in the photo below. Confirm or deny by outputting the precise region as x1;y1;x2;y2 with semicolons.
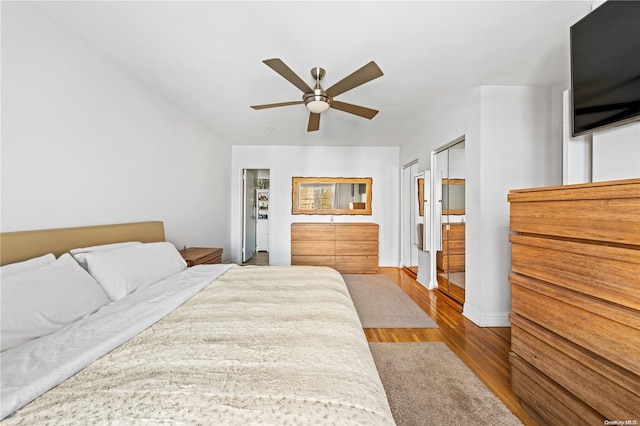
242;169;270;266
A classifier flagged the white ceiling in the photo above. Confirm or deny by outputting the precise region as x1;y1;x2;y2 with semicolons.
34;1;593;147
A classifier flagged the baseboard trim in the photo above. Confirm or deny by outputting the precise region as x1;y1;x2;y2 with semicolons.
463;305;511;327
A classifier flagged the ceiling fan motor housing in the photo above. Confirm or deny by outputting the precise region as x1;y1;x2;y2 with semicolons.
311;67;326;80
304;67;331;113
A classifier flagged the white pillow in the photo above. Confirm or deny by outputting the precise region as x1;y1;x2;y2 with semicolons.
85;242;187;302
1;253;56;278
70;241;142;270
1;253;110;352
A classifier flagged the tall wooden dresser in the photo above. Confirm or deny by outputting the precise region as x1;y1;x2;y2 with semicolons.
508;179;640;424
291;223;379;274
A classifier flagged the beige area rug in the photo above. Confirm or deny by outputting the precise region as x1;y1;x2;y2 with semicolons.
343;274;438;328
369;343;522;426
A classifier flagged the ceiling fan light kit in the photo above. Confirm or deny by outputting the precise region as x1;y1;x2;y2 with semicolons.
304;93;331;114
250;58;383;131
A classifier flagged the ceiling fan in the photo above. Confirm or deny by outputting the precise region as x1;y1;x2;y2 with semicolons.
250;58;383;132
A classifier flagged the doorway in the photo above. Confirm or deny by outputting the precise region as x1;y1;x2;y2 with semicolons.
402;161;420;276
432;139;465;305
242;169;270;265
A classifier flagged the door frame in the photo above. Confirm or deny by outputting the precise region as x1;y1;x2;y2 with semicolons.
242;169;257;262
240;168;271;264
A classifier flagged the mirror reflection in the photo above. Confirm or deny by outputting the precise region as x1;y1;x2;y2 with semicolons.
442;178;465;215
292;177;372;215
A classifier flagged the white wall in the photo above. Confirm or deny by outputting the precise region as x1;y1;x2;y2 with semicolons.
401;85;556;326
1;3;231;256
230;145;400;267
470;86;554;326
562;90;592;184
592;123;640;181
401;88;481;291
562;91;640;183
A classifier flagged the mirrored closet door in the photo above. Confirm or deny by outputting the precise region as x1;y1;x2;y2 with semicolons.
402;161;421;276
434;140;465;305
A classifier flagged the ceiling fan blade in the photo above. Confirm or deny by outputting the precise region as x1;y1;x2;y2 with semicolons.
307;112;320;132
325;61;383;98
330;100;379;120
250;100;304;110
263;58;313;94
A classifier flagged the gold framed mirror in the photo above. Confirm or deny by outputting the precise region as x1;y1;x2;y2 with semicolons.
418;177;425;216
292;177;372;215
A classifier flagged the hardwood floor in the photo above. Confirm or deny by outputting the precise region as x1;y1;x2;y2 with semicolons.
242;251;269;266
373;267;538;426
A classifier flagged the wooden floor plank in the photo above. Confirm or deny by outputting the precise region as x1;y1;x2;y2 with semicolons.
372;267;537;425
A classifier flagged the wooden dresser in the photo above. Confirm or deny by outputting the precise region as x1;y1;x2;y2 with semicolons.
291;223;379;274
436;222;465;273
508;179;640;424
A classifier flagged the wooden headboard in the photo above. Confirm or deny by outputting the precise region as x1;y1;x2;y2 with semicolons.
0;221;165;266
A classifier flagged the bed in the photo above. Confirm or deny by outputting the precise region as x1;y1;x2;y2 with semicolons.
1;222;395;425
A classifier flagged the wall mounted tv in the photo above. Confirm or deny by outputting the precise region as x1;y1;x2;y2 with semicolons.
570;0;640;136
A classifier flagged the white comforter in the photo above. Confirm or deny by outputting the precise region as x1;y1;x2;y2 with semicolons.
2;265;394;425
1;264;232;420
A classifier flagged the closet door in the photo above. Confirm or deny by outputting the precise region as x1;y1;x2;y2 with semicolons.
434;141;466;305
434;149;450;295
402;162;420;271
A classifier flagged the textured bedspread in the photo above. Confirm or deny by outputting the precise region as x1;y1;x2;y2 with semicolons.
3;265;395;425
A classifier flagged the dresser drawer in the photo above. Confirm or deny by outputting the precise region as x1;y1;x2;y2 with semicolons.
335;256;378;274
448;253;465;272
444;223;465;240
509;353;604;425
509;179;640;245
442;238;465;254
291;223;334;240
291;255;335;268
335;223;378;240
436;253;464;272
510;274;640;377
511;234;640;310
335;240;378;256
195;253;222;265
511;315;640;419
290;240;335;256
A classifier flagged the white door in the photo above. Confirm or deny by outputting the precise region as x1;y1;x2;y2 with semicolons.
243;170;257;262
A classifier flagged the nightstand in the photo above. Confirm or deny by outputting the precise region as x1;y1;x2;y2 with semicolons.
180;247;223;266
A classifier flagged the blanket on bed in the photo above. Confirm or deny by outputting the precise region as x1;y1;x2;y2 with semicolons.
3;265;395;425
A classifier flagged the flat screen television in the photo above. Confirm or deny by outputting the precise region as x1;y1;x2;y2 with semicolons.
570;0;640;136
